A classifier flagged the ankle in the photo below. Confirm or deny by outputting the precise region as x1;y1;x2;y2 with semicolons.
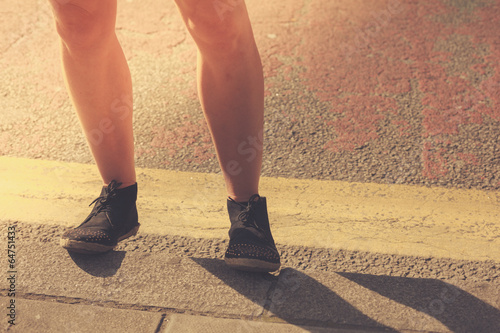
228;194;260;203
118;182;137;189
103;181;137;189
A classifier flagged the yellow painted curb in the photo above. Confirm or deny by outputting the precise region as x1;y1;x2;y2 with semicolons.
1;156;499;261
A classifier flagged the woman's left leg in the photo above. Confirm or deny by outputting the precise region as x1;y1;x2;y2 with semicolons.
174;0;280;272
174;0;264;202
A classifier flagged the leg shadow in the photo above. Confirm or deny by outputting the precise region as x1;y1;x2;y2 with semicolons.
67;250;126;277
191;257;397;331
338;272;500;332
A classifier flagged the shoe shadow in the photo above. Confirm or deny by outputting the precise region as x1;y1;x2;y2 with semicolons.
67;250;126;277
337;272;500;332
190;257;398;331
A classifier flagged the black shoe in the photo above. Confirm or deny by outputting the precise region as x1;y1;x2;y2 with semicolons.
60;180;140;254
224;194;280;272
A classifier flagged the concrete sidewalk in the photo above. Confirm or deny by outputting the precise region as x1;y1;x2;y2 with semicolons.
3;300;373;333
1;297;369;333
2;237;499;333
1;157;500;332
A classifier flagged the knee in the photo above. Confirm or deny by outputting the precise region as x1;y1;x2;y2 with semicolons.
177;0;251;55
50;1;116;51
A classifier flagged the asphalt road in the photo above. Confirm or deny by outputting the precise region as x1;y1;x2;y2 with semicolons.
1;0;499;190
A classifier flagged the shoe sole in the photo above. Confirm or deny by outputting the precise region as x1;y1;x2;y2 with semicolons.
224;257;280;272
60;224;140;254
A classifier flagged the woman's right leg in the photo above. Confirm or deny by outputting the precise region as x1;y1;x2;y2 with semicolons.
49;0;136;188
50;0;140;253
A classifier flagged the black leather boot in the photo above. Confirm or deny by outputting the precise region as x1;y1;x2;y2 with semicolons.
60;180;140;254
225;194;280;272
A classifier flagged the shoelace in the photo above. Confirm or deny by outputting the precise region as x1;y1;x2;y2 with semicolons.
229;194;266;233
88;180;123;216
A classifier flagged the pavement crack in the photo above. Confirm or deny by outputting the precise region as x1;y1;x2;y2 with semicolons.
154;313;167;333
261;271;281;316
1;33;26;55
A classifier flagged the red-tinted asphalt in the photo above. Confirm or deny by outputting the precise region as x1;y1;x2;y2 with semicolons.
253;0;499;185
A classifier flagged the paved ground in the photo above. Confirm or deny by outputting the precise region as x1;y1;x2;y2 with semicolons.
0;0;499;332
1;158;499;332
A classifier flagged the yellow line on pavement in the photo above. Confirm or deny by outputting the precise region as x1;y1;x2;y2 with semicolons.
1;156;498;261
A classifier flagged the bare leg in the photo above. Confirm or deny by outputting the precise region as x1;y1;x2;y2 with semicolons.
175;0;264;202
175;1;279;272
49;0;136;188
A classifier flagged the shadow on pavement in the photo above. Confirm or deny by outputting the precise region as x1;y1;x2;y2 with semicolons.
338;272;500;332
67;250;126;277
190;257;397;332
